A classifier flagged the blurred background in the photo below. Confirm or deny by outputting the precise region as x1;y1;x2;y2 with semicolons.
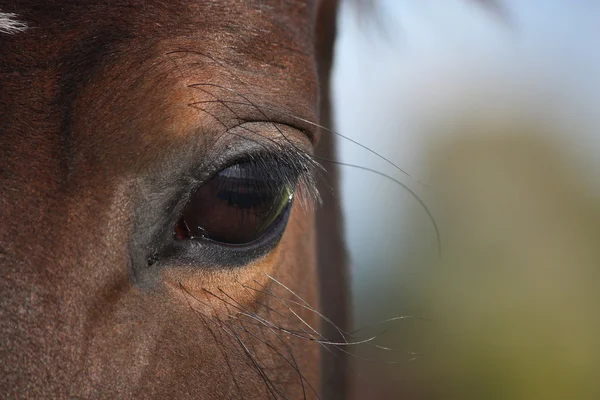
331;0;600;397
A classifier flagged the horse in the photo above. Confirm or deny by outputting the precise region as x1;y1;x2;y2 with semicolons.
0;1;349;398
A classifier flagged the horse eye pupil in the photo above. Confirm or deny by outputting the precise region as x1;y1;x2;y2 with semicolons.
174;163;293;245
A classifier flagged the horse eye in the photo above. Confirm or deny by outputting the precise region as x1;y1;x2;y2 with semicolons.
174;162;294;245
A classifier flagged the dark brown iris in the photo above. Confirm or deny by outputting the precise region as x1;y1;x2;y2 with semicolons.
175;163;293;245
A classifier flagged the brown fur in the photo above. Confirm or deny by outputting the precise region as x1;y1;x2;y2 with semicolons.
0;1;345;398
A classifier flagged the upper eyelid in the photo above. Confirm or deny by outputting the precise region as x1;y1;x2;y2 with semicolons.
228;120;314;153
185;82;318;144
161;121;320;211
215;150;319;191
196;121;316;175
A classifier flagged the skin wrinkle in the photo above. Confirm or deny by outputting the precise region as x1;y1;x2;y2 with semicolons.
0;0;344;399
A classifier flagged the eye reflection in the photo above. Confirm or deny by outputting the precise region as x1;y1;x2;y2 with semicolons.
175;162;294;245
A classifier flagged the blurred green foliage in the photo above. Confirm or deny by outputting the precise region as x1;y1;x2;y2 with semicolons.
351;122;600;399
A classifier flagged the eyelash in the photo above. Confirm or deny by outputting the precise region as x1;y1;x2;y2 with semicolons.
228;147;322;210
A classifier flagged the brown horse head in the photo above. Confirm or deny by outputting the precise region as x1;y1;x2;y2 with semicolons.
0;1;345;398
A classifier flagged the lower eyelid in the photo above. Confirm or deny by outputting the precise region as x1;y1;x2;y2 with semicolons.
148;199;295;271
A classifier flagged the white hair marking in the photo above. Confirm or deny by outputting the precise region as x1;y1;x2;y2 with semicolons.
0;12;28;35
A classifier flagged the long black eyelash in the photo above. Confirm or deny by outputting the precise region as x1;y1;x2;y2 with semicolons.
222;145;323;210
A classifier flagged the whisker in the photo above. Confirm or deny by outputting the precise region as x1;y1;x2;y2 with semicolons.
239;281;344;341
263;274;350;341
226;311;411;365
224;323;285;399
247;279;322;340
202;288;319;343
256;277;425;358
317;160;442;256
207;287;378;354
188;84;324;208
188;83;310;158
179;282;289;399
349;315;432;335
187;98;426;186
228;322;316;400
187;92;440;254
242;281;413;360
178;282;246;399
